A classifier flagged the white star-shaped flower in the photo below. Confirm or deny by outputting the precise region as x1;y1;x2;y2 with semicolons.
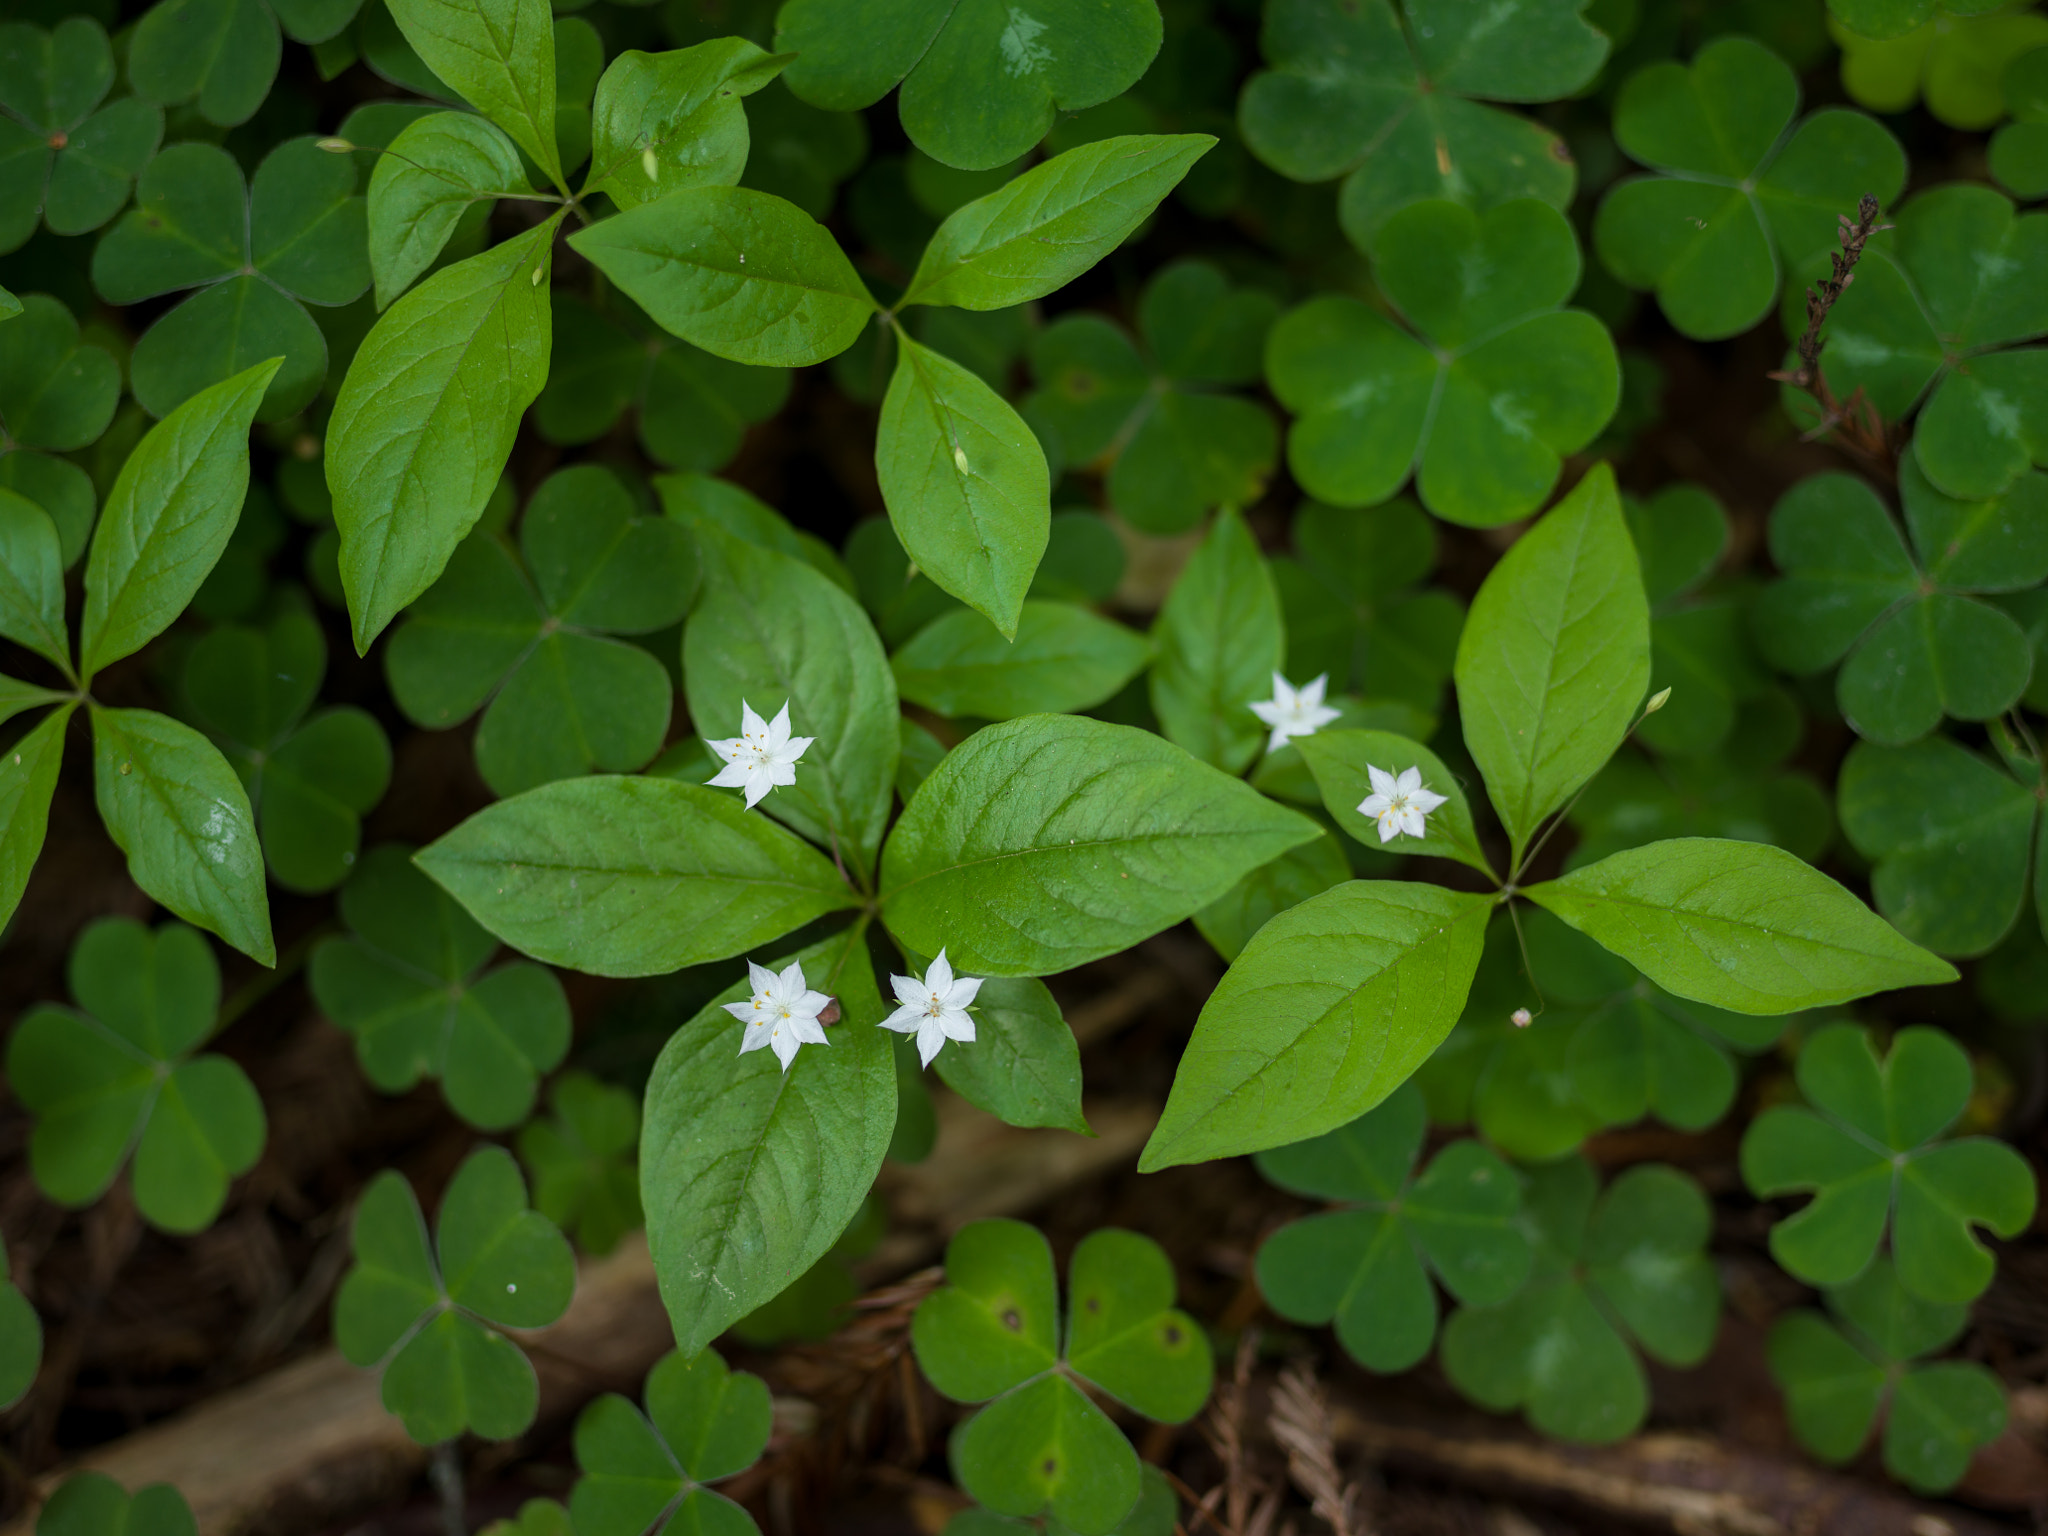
1248;671;1341;752
705;700;813;809
723;958;833;1072
880;948;983;1068
1357;764;1449;843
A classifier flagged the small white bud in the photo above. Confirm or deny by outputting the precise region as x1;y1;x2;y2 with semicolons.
316;137;354;153
1511;1007;1533;1028
1645;686;1672;714
953;445;970;474
530;266;543;287
642;145;660;181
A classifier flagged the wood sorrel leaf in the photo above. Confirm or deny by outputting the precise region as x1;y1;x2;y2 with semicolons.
1525;837;1959;1014
417;775;857;977
881;714;1320;976
1142;881;1492;1171
641;926;894;1356
1454;462;1649;865
329;216;558;653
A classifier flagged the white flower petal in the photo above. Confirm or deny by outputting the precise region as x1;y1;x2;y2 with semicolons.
777;960;808;997
945;974;984;1009
792;1015;830;1047
880;1004;923;1034
1269;671;1296;707
794;988;833;1019
916;1020;945;1068
927;948;954;996
773;735;814;766
1358;792;1392;819
1249;699;1285;726
1366;765;1398;797
722;999;756;1024
1396;766;1422;794
1376;810;1401;843
739;1021;773;1055
770;1029;800;1071
889;974;927;1009
1411;786;1448;814
1298;673;1328;708
768;701;793;745
739;699;769;740
706;760;753;788
746;960;777;994
1397;804;1426;839
941;1009;976;1044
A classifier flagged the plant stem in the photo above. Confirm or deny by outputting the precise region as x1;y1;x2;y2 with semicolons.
430;1441;466;1536
1768;194;1895;476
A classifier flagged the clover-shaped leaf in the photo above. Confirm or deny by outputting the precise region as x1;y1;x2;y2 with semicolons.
310;844;570;1130
5;918;265;1234
1752;460;2046;744
1239;0;1606;247
0;442;95;570
570;1346;772;1536
1834;6;2048;129
1440;1157;1720;1444
1828;0;2014;42
1839;735;2039;959
1268;498;1461;715
183;604;392;893
385;465;693;797
1990;44;2048;200
517;1069;642;1257
481;1500;574;1536
0;1231;41;1410
944;1466;1178;1536
913;1219;1212;1535
1023;260;1278;535
1255;1080;1529;1372
1566;698;1835;872
1269;198;1619;526
1596;35;1907;339
738;79;869;220
334;1145;575;1445
34;1472;196;1536
129;0;363;129
0;291;118;452
0;19;163;253
537;293;791;473
1787;184;2048;498
1740;1023;2038;1303
1769;1257;2007;1493
775;0;1162;172
92;138;370;419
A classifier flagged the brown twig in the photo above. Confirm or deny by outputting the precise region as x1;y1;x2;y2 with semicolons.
1767;194;1896;476
1269;1366;1366;1536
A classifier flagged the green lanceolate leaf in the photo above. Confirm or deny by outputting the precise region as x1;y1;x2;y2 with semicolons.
686;526;896;879
1454;463;1649;865
776;0;1163;172
1297;730;1492;877
933;974;1089;1135
1150;508;1283;775
78;358;280;682
0;704;71;934
568;186;875;367
583;39;789;212
385;0;562;189
330;216;558;652
90;707;274;965
1740;1023;2037;1303
641;927;895;1355
0;489;69;676
418;775;857;977
1526;838;1957;1013
1143;881;1492;1170
368;112;532;311
881;715;1320;975
902;136;1214;310
1193;832;1351;964
877;332;1049;639
891;602;1153;721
